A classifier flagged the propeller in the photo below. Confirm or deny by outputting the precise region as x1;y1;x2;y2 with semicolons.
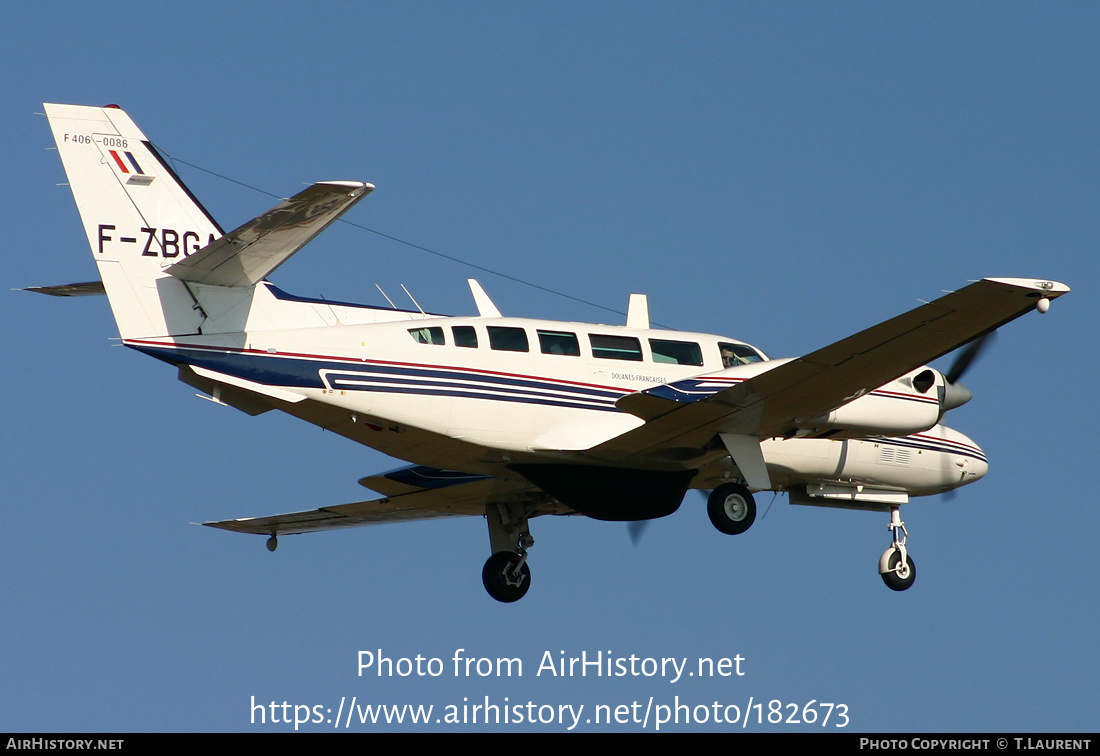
627;490;709;546
940;332;996;412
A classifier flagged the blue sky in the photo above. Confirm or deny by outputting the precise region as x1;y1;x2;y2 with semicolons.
2;3;1096;732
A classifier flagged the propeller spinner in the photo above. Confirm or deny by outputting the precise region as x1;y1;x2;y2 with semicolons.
940;332;996;411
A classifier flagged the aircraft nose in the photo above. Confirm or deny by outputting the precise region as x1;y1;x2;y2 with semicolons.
972;450;988;480
954;448;988;482
949;432;987;484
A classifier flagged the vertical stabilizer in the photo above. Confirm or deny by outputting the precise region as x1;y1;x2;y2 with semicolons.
44;103;221;339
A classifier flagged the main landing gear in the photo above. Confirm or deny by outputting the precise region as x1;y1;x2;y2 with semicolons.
879;506;916;591
482;541;532;603
483;500;535;603
707;482;757;535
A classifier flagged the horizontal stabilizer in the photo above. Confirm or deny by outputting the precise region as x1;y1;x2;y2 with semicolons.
167;181;373;288
21;281;106;297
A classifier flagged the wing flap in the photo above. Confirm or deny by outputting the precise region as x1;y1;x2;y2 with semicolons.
205;476;499;536
167;181;373;288
592;277;1068;463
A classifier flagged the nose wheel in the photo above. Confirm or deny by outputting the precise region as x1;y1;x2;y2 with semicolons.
879;506;916;591
880;550;916;591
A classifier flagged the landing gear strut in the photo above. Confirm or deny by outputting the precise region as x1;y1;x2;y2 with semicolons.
879;506;916;591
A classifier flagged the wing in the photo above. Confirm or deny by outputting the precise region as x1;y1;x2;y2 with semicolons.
590;277;1069;466
204;465;565;537
167;181;372;288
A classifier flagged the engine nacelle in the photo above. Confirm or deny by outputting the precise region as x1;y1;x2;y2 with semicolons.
795;366;944;437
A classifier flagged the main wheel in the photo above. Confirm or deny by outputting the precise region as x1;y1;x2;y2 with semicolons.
707;483;757;535
482;551;531;603
881;551;916;591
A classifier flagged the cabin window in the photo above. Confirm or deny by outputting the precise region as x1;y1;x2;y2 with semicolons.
409;327;445;345
650;338;703;366
538;330;580;356
488;326;529;352
452;325;478;348
590;333;643;361
719;341;764;367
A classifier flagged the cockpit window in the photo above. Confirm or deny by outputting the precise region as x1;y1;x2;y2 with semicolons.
650;339;703;366
718;342;763;367
409;327;446;345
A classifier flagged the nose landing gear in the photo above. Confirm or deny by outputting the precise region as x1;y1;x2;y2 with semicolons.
879;506;916;591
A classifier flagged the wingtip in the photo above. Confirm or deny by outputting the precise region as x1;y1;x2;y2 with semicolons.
983;277;1070;296
318;180;374;193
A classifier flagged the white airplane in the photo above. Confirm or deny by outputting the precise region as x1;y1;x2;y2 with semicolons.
34;103;1069;602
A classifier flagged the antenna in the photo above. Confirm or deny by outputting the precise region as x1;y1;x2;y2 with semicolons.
401;284;427;316
468;279;502;317
374;284;398;309
626;293;649;329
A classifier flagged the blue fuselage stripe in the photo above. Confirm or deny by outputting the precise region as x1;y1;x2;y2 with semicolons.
133;344;623;411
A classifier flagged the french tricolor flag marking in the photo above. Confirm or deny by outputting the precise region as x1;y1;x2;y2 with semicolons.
108;150;144;175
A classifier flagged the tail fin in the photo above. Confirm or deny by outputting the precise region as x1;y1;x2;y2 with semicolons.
45;104;374;340
45;103;223;339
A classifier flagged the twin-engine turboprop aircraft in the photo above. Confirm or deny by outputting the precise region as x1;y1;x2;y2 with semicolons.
34;103;1069;602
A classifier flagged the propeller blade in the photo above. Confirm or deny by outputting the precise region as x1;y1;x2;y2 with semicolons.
629;490;706;545
627;520;649;546
946;332;997;384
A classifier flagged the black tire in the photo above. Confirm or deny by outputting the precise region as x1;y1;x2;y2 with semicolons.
707;483;757;535
482;551;531;603
881;551;916;591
